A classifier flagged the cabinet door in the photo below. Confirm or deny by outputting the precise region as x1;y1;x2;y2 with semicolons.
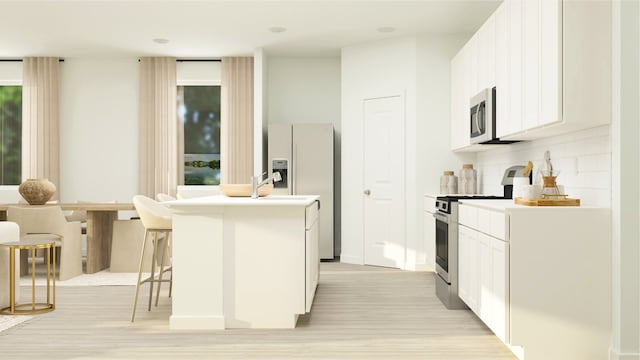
469;33;480;95
522;0;541;130
495;2;509;138
490;237;508;343
539;0;561;127
450;46;471;150
458;226;479;312
478;233;493;325
305;217;319;312
479;15;496;90
507;0;523;135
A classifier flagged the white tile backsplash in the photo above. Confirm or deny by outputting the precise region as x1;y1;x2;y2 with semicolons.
474;125;611;206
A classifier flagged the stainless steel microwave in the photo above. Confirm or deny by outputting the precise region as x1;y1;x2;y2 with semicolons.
469;87;495;144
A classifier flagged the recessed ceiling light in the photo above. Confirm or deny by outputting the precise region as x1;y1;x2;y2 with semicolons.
152;38;169;44
269;27;287;33
377;27;396;33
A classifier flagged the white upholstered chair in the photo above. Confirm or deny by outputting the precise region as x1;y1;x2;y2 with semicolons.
0;222;21;309
131;195;172;322
155;193;176;202
7;206;83;281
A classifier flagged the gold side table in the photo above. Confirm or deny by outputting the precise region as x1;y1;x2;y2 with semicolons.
0;239;56;315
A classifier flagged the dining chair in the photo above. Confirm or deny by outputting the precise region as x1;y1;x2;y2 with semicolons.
131;195;172;322
7;206;82;281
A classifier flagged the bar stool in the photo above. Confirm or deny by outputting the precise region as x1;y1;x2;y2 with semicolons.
131;195;172;322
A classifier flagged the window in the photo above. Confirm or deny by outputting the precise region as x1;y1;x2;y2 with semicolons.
178;85;221;185
0;85;22;185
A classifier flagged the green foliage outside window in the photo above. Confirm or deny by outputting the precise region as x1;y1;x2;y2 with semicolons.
179;86;221;185
0;86;21;185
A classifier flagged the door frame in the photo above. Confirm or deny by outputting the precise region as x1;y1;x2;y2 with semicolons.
361;92;406;269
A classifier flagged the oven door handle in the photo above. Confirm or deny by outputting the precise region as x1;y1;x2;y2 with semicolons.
433;212;449;223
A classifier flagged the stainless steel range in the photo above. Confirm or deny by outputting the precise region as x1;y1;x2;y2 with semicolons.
434;195;505;309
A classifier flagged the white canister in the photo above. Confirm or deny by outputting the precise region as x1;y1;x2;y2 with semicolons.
512;177;530;199
440;171;458;194
459;164;477;194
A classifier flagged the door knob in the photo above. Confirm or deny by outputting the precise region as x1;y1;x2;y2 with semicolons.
363;189;371;196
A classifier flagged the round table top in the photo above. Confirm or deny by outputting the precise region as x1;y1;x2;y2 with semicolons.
0;239;56;249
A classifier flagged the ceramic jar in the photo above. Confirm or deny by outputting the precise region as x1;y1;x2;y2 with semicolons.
440;171;458;194
458;164;477;194
18;178;56;205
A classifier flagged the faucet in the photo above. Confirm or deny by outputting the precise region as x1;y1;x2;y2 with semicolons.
251;172;282;199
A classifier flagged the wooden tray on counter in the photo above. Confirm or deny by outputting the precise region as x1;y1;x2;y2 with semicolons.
514;197;581;206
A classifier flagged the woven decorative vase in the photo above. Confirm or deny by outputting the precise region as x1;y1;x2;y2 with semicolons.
18;178;56;205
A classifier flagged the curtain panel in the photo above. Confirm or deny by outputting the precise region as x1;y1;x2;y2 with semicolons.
21;57;60;199
221;57;254;184
138;57;179;197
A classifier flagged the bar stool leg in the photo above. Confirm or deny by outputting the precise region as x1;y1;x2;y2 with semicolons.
131;229;150;322
155;231;170;306
147;231;158;311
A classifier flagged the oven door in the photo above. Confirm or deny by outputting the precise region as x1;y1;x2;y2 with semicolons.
433;211;450;283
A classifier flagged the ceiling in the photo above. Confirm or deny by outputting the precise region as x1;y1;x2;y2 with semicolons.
0;0;500;58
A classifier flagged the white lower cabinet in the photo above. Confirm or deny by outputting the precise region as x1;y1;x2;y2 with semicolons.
459;202;611;360
458;220;508;343
305;203;320;312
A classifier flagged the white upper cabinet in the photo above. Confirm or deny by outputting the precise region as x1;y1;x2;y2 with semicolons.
450;44;471;150
450;13;496;151
498;0;610;140
454;0;611;149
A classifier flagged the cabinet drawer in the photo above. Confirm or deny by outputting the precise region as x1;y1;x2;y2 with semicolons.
477;208;506;240
305;202;319;230
459;205;478;228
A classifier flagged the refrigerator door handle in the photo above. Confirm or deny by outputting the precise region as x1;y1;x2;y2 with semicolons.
292;143;296;195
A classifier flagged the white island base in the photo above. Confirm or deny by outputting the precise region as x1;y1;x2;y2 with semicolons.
167;195;320;330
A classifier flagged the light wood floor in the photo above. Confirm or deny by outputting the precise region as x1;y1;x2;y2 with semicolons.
0;262;516;359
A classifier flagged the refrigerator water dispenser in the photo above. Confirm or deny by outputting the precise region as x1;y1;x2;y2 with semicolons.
272;159;288;189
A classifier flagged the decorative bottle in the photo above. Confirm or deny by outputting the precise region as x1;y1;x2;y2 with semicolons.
459;164;477;194
440;171;458;194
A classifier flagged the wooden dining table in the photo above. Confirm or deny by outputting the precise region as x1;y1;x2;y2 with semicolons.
0;203;136;274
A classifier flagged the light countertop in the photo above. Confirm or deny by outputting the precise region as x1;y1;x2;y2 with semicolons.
458;198;605;212
166;194;320;208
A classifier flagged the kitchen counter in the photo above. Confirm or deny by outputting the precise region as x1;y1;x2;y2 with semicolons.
166;195;320;330
458;198;604;212
169;194;319;207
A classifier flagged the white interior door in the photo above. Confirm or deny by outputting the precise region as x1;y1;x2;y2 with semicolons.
363;96;405;268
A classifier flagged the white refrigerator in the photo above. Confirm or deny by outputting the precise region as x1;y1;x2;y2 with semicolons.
268;123;334;260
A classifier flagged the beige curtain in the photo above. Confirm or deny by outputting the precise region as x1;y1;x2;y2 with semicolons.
221;57;254;184
138;57;179;197
22;57;60;199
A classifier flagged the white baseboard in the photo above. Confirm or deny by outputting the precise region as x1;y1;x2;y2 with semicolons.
414;264;435;272
339;254;363;265
610;348;640;360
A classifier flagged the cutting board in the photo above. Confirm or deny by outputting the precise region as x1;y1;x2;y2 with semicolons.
514;197;581;206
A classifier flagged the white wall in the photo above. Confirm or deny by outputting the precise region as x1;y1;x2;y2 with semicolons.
415;34;472;270
475;126;611;206
341;36;417;267
610;0;640;358
0;61;22;84
266;56;342;256
59;58;139;205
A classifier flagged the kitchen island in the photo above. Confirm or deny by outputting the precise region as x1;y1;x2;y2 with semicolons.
166;195;320;330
